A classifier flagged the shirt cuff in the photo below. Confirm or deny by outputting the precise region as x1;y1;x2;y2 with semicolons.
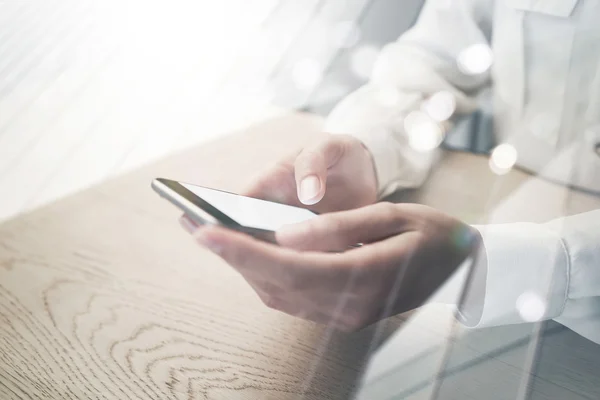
429;241;485;324
464;223;570;328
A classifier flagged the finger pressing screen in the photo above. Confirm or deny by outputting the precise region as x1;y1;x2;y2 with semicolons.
194;225;344;288
294;138;345;205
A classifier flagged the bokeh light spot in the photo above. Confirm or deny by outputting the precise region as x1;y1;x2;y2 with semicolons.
489;143;518;174
423;91;456;122
457;43;494;75
516;292;546;322
405;111;444;152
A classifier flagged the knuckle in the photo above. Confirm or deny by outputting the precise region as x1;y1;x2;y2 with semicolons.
319;214;346;236
325;138;348;161
301;216;344;243
374;201;397;216
374;202;401;222
329;214;347;232
274;160;294;176
302;219;321;237
316;136;347;162
323;136;346;150
296;148;323;169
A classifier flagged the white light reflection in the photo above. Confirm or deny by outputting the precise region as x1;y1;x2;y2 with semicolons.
457;43;494;75
292;58;323;90
516;292;546;322
405;111;444;152
330;21;361;49
489;143;518;174
423;91;456;122
350;45;380;80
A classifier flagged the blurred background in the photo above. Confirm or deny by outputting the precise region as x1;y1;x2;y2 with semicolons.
0;0;425;221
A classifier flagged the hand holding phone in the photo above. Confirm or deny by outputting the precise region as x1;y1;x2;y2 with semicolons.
152;178;317;243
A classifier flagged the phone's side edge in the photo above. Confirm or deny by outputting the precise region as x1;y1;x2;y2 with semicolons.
151;178;278;244
151;179;220;227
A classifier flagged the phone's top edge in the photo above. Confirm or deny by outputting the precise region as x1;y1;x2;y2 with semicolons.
152;177;179;189
150;178;166;191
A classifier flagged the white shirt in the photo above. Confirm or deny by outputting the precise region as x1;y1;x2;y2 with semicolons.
324;0;600;344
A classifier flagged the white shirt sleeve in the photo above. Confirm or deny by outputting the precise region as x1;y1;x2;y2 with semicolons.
461;210;600;344
324;0;492;197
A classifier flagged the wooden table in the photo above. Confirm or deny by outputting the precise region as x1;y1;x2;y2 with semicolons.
1;113;599;400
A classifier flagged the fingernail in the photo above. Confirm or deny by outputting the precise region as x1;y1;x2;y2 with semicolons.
179;216;198;233
299;175;321;204
195;227;223;254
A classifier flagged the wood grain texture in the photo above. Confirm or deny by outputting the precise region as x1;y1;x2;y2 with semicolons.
1;113;600;399
0;113;402;400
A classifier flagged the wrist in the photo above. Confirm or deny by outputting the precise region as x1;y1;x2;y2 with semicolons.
429;259;472;307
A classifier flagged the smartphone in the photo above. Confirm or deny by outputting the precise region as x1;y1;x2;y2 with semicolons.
151;178;317;243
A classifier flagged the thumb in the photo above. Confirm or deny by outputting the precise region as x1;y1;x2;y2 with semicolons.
294;137;345;205
275;202;411;252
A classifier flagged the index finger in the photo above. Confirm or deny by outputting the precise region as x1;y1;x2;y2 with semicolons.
195;225;345;287
276;202;416;252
